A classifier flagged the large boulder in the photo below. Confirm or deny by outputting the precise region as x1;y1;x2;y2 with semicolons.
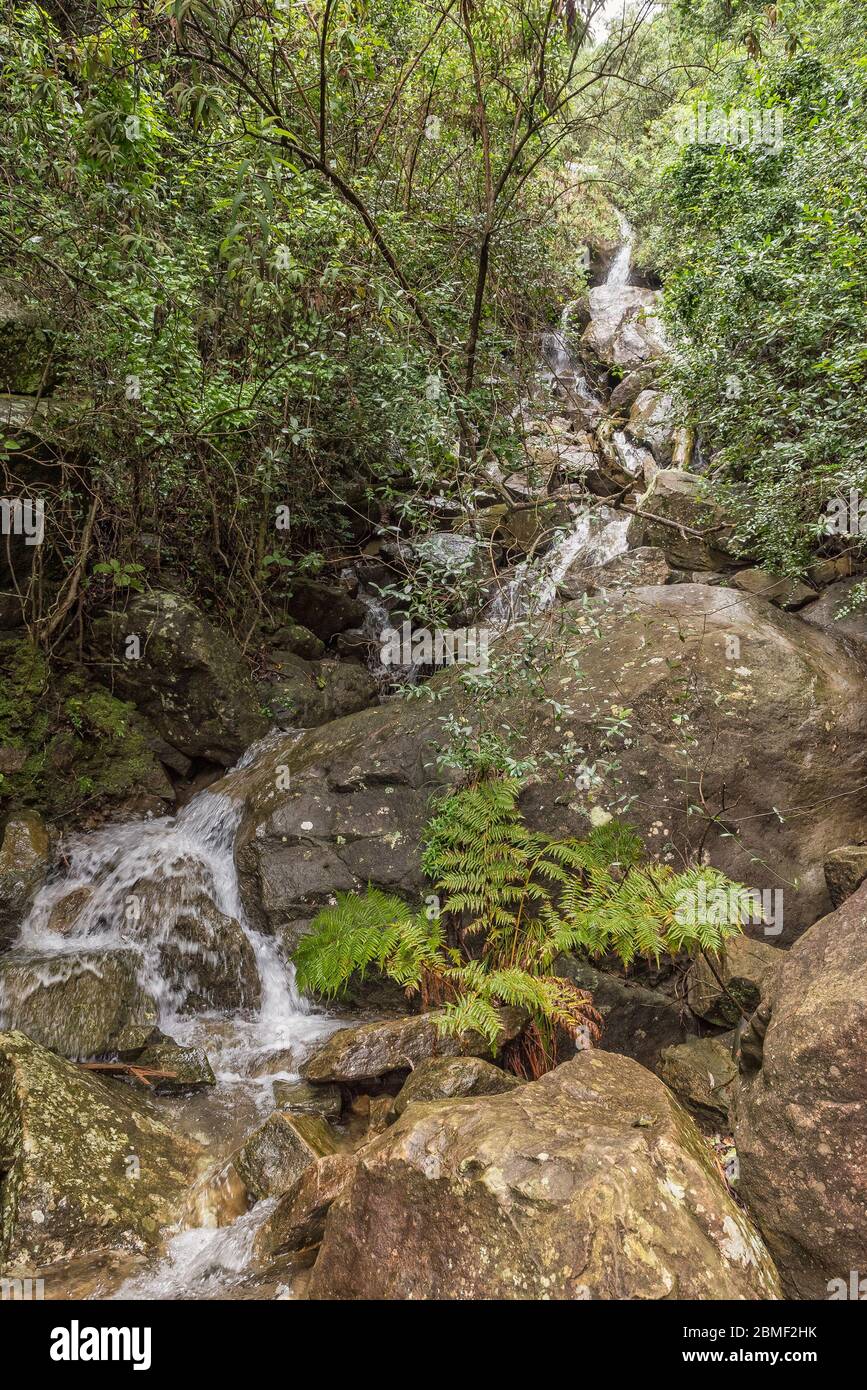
581;286;666;373
0;812;49;951
627;470;739;571
91;590;267;764
0;948;158;1058
733;881;867;1299
235;585;867;941
0;1031;202;1272
302;1010;525;1086
307;1049;781;1300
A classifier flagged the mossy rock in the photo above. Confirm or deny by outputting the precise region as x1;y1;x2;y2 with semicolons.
0;635;174;820
0;1030;202;1272
0;948;158;1059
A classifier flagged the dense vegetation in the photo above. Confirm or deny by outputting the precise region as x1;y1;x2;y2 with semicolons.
621;0;867;574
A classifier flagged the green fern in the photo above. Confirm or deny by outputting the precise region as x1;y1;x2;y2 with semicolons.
292;776;749;1076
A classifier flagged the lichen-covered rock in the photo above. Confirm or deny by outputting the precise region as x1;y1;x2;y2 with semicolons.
0;636;175;819
0;1030;202;1272
235;585;867;943
253;1152;357;1260
734;880;867;1299
302;1010;524;1085
627;470;739;571
273;1080;342;1121
823;843;867;907
232;1111;339;1201
687;936;782;1028
307;1050;781;1300
90;590;267;764
0;949;158;1059
393;1056;521;1116
0;811;49;951
659;1036;737;1124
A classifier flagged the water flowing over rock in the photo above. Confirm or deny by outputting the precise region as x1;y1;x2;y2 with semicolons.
733;880;867;1298
0;1030;202;1273
0;948;158;1058
306;1050;781;1300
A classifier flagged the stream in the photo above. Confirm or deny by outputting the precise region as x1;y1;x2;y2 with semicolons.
1;218;646;1300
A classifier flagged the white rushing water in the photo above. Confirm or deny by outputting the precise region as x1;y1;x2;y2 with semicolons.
7;736;338;1088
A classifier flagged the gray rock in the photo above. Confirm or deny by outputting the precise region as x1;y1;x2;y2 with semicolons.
0;948;158;1059
264;654;377;729
286;580;366;642
659;1035;737;1124
90;590;267;765
627;390;676;466
557;958;694;1072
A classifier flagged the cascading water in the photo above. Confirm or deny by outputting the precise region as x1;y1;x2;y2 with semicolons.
605;212;634;289
4;734;338;1091
488;506;631;628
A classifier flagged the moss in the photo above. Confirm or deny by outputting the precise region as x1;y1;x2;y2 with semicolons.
0;636;170;821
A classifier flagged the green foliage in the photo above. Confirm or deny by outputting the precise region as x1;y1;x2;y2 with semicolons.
624;0;867;574
294;776;748;1073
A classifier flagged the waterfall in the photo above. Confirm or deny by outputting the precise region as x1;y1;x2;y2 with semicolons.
488;506;630;627
606;213;634;289
5;738;338;1089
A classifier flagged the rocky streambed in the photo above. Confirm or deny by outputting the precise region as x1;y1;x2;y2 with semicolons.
1;231;866;1301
